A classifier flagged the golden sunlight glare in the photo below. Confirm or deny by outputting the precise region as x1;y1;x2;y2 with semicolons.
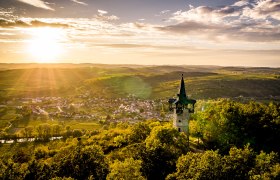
27;28;64;63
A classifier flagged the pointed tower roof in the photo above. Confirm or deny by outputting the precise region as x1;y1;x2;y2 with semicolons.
169;73;196;111
177;74;188;104
179;74;186;98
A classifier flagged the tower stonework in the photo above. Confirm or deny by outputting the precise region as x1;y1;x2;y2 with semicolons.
169;74;196;136
173;108;190;134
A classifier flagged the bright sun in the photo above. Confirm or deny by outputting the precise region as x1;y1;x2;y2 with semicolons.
27;28;64;63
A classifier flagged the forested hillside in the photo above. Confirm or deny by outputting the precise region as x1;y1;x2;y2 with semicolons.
0;64;279;179
0;99;279;179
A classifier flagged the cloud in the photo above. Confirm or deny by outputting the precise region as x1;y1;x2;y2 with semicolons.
160;19;280;42
171;5;240;24
98;10;108;15
170;0;280;23
158;21;220;33
0;18;68;28
0;8;17;19
161;10;170;14
161;0;280;42
0;19;29;27
71;0;88;6
17;0;54;11
243;0;280;20
94;14;119;21
29;20;69;28
95;43;153;49
95;10;119;21
233;0;251;7
155;9;171;17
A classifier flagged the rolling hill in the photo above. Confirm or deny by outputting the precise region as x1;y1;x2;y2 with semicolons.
0;64;279;101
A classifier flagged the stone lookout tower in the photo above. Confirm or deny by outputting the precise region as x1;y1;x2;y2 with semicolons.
169;74;196;136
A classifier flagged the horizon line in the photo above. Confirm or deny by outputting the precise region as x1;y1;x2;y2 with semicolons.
0;63;279;69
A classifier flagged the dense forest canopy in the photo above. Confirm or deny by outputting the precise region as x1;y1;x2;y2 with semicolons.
0;99;279;179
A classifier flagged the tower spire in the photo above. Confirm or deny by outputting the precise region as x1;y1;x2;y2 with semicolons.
178;74;187;103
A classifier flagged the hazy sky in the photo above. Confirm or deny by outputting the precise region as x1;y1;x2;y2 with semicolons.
0;0;279;66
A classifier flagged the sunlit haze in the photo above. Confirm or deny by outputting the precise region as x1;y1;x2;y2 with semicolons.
27;28;64;63
0;0;279;66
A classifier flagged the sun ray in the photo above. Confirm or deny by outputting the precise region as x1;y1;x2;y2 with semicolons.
47;68;59;96
10;68;35;97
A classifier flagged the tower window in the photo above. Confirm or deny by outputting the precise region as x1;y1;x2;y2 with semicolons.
178;120;181;122
178;128;181;132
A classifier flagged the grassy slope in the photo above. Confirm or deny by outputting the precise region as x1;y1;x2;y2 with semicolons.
0;67;101;98
83;68;280;100
0;64;279;100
